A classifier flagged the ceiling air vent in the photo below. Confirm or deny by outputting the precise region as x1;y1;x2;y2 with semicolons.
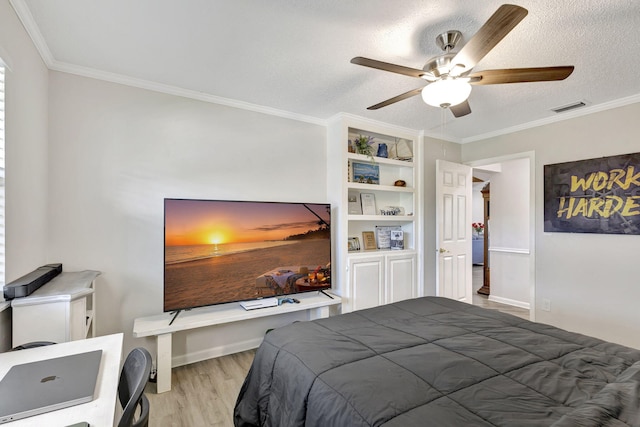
551;101;587;113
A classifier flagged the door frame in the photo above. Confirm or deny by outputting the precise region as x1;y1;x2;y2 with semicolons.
466;151;536;321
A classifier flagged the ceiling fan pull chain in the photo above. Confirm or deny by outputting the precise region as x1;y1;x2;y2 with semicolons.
440;107;447;157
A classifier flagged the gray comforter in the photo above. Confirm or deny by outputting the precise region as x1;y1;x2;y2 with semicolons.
234;296;640;426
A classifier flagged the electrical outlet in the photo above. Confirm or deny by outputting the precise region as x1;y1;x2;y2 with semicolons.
542;299;551;312
149;367;157;383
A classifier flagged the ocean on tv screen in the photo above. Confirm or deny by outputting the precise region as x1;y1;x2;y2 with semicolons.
163;199;331;311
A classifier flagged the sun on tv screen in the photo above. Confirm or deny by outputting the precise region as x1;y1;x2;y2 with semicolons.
163;199;331;312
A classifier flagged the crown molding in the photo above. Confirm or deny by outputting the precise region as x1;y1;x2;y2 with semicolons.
461;93;640;144
10;0;640;143
9;0;54;66
49;60;327;126
328;113;423;135
421;127;462;144
9;0;326;127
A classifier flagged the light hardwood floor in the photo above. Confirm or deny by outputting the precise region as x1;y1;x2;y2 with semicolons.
146;349;255;426
146;269;529;426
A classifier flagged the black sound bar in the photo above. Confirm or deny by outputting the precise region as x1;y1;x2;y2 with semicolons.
3;263;63;300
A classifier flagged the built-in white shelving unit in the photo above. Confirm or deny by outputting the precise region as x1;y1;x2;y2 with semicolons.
328;114;423;313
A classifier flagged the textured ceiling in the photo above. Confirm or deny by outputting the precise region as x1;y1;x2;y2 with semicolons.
11;0;640;142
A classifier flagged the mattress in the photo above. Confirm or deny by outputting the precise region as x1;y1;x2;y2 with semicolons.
234;296;640;426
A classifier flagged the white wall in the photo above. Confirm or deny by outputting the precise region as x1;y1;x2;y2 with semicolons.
0;1;49;279
0;0;50;351
47;71;327;361
486;157;530;308
462;102;640;349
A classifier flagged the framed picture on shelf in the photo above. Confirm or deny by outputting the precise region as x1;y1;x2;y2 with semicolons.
390;230;404;250
375;225;401;250
348;190;362;214
360;193;377;215
348;237;361;251
362;231;377;250
351;161;380;185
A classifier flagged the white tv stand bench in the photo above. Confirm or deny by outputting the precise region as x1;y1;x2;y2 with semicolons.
133;291;341;393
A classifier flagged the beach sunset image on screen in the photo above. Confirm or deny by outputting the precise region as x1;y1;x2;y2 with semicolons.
164;199;331;311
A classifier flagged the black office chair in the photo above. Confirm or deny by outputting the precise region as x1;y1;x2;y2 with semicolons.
118;347;152;427
11;341;56;351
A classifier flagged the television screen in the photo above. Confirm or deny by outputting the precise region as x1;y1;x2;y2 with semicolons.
164;199;331;312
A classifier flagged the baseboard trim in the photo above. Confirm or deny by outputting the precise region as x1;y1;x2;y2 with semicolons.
172;337;263;368
489;246;530;255
488;295;530;310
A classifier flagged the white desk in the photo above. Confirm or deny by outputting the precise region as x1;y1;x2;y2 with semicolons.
0;333;123;427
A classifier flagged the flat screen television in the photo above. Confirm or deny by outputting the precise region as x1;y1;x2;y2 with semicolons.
164;199;331;312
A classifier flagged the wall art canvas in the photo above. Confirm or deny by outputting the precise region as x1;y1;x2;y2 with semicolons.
351;161;380;184
544;152;640;234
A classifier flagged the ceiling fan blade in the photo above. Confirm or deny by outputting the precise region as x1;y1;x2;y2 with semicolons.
450;100;472;117
469;66;574;85
351;57;427;79
450;4;528;75
367;87;424;110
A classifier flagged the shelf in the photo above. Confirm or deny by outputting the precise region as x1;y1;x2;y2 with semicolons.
347;152;414;167
347;183;414;193
133;291;342;393
347;248;417;257
348;214;414;222
329;115;422;314
133;291;342;337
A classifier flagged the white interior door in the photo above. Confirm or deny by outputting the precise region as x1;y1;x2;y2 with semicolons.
436;160;472;303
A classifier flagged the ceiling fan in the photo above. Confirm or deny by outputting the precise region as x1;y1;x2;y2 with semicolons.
351;4;574;118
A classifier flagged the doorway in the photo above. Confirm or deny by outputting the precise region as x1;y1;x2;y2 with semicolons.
470;176;491;295
468;152;535;320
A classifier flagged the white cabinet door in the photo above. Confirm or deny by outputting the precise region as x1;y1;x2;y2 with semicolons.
348;255;384;311
387;253;416;303
10;273;98;348
12;302;68;346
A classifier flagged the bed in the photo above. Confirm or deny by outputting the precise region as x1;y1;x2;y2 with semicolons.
234;296;640;426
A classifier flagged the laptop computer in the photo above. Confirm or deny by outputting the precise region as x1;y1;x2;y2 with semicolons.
0;349;103;424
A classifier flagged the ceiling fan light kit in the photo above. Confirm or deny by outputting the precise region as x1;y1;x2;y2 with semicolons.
351;4;575;118
421;78;471;108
